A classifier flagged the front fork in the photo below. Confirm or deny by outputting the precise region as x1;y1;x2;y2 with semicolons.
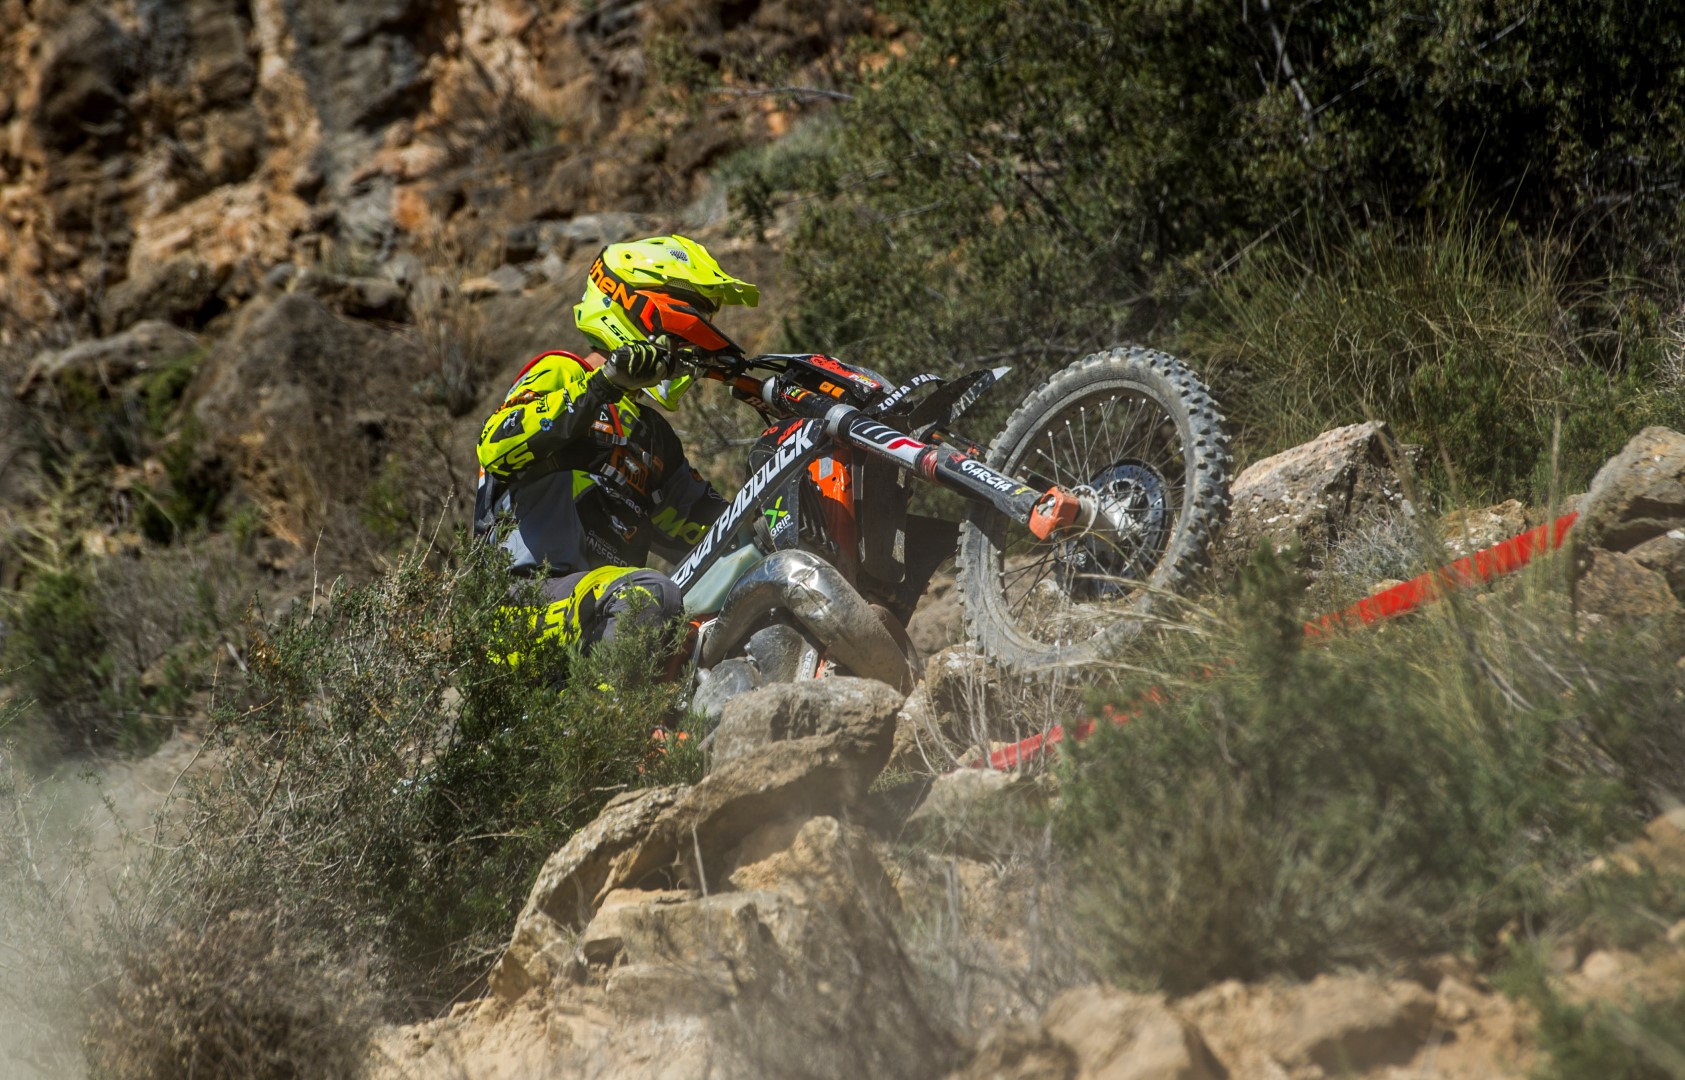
824;406;1088;540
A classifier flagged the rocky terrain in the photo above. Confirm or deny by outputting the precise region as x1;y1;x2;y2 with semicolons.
4;3;1685;1079
367;424;1685;1080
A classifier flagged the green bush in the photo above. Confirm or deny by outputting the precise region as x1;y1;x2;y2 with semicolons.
1;548;246;756
134;421;229;544
1503;948;1685;1080
1054;548;1685;994
755;0;1685;459
2;567;119;752
175;537;703;1009
1179;212;1684;497
1558;865;1685;956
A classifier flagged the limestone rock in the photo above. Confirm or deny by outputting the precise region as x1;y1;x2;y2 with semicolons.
1217;421;1418;576
101;256;227;332
460;264;529;299
1041;986;1224;1080
1264;975;1435;1074
1576;426;1685;556
606;706;899;893
29;9;138;156
1574;427;1685;618
726;815;897;913
1440;498;1529;558
488;785;683;1001
292;268;410;320
886;682;944;775
907;573;965;657
948;1025;1079;1080
711;675;906;766
921;646;1012;749
583;889;796;977
1576;549;1680;621
566;813;953;1078
191;292;412;550
16;321;199;401
543;212;645;253
903;767;1040;860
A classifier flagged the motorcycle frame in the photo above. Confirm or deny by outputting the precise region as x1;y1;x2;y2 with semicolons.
672;362;1082;604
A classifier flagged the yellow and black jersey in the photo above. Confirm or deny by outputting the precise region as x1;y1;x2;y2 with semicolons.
474;351;725;576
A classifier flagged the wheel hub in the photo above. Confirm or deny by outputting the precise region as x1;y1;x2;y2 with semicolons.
1058;459;1170;598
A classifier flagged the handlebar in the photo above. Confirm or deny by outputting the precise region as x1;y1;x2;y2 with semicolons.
686;354;1090;542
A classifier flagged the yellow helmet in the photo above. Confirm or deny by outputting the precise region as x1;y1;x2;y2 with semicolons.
574;235;758;352
574;235;758;410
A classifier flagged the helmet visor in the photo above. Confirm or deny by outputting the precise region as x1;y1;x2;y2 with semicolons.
650;283;719;317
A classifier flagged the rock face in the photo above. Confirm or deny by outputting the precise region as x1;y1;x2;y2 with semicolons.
1178;974;1440;1079
907;573;965;657
387;672;958;1080
1041;986;1226;1080
903;767;1040;861
488;785;683;1001
0;0;875;332
948;986;1224;1080
608;708;899;893
191;292;412;552
710;675;905;766
1217;422;1417;576
1439;498;1530;558
490;679;903;1007
15;321;199;403
1573;426;1685;620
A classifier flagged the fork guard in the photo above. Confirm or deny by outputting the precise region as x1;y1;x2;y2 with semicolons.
700;549;917;692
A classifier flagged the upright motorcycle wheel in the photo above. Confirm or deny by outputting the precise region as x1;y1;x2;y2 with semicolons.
955;346;1231;670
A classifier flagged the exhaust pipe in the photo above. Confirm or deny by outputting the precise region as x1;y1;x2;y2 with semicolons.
700;550;916;692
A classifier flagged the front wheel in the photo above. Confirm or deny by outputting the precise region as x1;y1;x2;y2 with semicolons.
955;347;1231;670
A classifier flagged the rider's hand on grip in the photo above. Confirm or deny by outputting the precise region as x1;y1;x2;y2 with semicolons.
603;340;675;390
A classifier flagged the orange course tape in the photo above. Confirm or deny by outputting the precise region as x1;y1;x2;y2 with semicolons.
977;510;1581;772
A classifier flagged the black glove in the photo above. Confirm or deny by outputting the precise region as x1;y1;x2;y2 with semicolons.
603;340;674;390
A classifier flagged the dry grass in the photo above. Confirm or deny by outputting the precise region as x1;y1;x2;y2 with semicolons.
84;909;381;1080
1057;547;1685;994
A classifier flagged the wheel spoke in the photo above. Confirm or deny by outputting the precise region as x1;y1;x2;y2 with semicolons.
968;353;1229;667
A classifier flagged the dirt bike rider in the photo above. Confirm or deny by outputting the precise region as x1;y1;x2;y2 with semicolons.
474;235;758;661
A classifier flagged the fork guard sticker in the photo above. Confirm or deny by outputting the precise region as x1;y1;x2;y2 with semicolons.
953;455;1028;495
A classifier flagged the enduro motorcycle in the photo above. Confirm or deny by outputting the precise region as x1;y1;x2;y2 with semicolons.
671;346;1231;710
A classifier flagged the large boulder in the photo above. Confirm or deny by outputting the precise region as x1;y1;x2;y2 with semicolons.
711;675;905;766
1041;986;1225;1080
585;815;953;1080
605;700;899;894
489;785;684;1002
1261;976;1435;1074
1180;973;1436;1077
1573;426;1685;620
459;815;957;1080
28;9;138;156
902;767;1043;861
907;573;965;657
947;986;1223;1080
491;682;902;1004
1216;422;1417;577
101;256;228;333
